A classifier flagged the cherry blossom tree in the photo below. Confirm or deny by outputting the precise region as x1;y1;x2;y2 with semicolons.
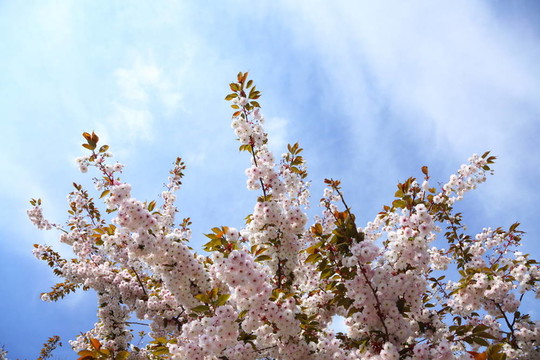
29;73;539;360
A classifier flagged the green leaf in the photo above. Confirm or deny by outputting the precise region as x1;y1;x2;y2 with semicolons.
115;351;130;360
320;268;334;279
487;344;507;360
509;222;520;232
255;255;272;262
204;233;219;240
472;337;490;346
151;348;169;356
237;309;248;320
191;305;210;313
472;324;489;333
215;294;231;307
195;293;210;303
305;253;321;264
476;332;499;340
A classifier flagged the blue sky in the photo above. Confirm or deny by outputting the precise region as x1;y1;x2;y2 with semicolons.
1;1;539;358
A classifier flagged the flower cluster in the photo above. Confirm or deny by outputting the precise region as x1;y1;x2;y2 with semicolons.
27;199;53;230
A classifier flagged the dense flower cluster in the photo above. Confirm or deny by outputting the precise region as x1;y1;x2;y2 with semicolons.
28;73;539;360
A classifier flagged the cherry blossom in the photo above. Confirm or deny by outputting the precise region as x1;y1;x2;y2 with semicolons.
28;73;539;360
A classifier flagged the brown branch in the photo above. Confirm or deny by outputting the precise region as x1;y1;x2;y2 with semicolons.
131;267;148;299
442;208;468;266
334;186;353;218
124;321;150;326
493;301;518;347
359;265;389;340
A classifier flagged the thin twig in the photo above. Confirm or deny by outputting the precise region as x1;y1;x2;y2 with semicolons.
131;266;148;298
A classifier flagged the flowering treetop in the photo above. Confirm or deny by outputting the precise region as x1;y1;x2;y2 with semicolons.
29;73;539;360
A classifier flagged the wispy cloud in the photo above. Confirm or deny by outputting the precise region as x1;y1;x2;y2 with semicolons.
277;1;540;210
100;55;184;148
106;104;154;142
114;56;183;112
281;1;539;141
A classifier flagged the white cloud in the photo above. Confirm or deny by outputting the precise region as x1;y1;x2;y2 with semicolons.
115;56;183;112
100;55;184;147
277;0;540;205
281;0;540;139
115;67;152;103
107;104;154;142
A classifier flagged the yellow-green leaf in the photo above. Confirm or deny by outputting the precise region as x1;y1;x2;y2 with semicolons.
191;305;210;313
115;351;130;360
215;294;231;307
255;255;272;262
305;253;321;264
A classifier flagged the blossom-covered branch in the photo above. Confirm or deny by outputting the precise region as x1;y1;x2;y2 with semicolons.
28;73;539;360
